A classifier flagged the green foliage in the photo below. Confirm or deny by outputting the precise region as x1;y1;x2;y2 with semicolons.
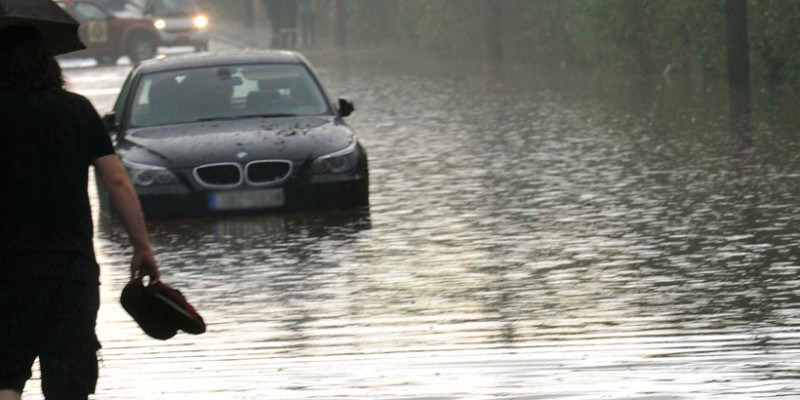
344;0;485;56
502;0;582;64
218;0;800;87
750;0;800;85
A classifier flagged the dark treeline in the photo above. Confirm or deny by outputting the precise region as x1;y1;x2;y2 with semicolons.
201;0;800;88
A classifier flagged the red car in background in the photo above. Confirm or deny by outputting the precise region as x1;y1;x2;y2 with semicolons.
56;0;161;64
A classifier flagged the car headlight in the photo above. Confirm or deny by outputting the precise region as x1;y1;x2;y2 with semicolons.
311;142;359;174
123;159;179;187
154;19;166;30
193;15;208;29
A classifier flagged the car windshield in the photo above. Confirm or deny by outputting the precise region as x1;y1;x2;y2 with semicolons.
129;63;331;128
147;0;199;16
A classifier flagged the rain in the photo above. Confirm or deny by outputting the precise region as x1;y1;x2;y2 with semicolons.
15;0;800;399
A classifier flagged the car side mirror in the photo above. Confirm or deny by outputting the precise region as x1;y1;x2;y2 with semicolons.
103;112;119;133
337;98;354;117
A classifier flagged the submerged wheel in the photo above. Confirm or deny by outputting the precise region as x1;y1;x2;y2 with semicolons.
127;34;157;63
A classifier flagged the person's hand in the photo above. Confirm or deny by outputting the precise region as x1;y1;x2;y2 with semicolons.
130;247;160;282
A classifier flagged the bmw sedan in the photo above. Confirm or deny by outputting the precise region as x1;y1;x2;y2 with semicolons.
101;50;368;218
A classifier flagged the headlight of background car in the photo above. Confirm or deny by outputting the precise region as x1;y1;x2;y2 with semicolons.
311;142;359;174
154;19;166;30
193;15;209;29
123;159;179;187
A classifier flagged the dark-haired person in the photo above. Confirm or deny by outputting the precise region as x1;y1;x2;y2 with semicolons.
0;25;160;400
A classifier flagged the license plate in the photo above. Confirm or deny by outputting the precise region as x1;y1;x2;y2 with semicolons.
208;189;285;210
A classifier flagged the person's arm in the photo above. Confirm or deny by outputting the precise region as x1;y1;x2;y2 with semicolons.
92;154;160;281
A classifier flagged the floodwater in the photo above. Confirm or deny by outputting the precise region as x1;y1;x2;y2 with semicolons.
31;42;800;399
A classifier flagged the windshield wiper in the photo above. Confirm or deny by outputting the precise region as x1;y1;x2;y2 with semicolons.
196;114;296;122
253;113;297;118
196;116;247;122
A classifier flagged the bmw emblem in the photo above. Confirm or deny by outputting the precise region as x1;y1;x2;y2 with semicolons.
236;151;248;159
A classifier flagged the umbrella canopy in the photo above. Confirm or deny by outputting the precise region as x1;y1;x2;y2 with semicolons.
0;0;85;55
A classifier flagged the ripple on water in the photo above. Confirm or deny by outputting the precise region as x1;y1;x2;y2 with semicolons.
22;55;799;399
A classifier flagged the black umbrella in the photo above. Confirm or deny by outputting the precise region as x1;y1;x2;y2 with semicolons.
0;0;85;55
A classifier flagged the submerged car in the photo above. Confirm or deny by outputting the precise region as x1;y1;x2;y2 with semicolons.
102;51;368;218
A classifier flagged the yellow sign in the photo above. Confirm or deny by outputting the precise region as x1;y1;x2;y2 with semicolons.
87;21;108;44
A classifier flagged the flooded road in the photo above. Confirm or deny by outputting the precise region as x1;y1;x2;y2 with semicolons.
32;44;800;399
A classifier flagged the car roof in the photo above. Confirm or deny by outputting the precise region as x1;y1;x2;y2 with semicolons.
134;50;308;74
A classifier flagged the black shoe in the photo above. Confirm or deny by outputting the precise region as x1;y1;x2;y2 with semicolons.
121;279;205;340
121;280;178;340
147;281;206;335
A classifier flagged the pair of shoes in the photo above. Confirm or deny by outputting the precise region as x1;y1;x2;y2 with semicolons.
121;279;206;340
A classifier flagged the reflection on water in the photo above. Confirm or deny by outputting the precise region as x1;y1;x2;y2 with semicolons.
26;53;800;399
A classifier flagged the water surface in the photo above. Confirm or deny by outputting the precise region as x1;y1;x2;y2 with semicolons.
31;51;800;399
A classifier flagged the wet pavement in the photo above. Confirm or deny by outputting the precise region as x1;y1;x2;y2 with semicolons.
24;25;800;399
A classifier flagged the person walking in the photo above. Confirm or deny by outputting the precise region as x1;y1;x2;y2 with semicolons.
0;24;160;400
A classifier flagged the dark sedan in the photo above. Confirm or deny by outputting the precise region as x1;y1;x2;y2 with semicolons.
101;51;368;218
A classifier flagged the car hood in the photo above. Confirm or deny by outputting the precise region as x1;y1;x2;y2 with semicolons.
117;117;354;168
